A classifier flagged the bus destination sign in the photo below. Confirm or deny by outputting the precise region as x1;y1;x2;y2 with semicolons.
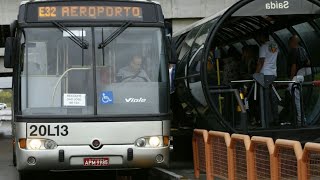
37;6;143;21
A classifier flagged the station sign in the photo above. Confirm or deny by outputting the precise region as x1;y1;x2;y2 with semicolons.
233;0;320;16
37;6;143;21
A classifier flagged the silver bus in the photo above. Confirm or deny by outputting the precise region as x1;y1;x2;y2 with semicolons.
4;0;173;179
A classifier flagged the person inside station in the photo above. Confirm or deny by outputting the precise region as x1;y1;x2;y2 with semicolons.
116;55;151;82
207;48;217;85
222;46;241;86
240;45;259;125
221;46;241;122
240;45;258;80
255;31;280;126
287;35;312;126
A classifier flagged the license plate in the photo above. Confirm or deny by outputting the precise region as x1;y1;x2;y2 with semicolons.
83;158;109;166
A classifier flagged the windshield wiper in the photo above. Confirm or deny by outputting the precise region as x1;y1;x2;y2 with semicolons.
53;21;89;49
98;21;132;49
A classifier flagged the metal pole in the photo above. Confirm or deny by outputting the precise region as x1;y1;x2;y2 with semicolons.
259;85;266;128
254;81;257;100
274;80;296;83
231;79;296;84
271;85;282;101
231;80;255;83
216;58;222;114
291;84;298;127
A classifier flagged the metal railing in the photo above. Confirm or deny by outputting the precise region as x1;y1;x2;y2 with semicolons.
192;129;208;178
192;129;320;180
301;143;320;179
251;136;274;180
206;131;230;180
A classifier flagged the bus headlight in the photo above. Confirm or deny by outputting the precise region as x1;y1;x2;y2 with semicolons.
28;139;42;150
44;140;58;149
149;137;161;147
26;139;57;150
136;138;146;147
135;136;168;148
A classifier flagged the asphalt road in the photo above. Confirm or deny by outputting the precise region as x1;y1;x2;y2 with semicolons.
0;138;18;180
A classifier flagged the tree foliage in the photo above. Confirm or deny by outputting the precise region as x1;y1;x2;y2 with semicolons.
0;90;12;107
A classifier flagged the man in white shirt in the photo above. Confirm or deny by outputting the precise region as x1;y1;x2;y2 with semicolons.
256;32;280;126
256;33;279;76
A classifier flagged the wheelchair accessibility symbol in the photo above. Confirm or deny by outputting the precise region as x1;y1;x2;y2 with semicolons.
100;91;113;104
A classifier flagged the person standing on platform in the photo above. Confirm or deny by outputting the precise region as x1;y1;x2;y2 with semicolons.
256;32;280;126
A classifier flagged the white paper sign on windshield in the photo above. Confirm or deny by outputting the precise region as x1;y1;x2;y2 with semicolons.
63;94;86;106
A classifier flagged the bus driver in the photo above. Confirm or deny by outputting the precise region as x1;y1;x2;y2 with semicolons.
117;55;151;82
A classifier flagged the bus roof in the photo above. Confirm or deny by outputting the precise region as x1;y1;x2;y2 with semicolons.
21;0;160;5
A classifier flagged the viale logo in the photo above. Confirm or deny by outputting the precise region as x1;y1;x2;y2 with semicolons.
266;1;289;9
125;98;147;103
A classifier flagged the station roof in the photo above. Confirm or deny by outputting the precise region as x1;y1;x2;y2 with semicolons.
172;8;227;37
173;0;320;38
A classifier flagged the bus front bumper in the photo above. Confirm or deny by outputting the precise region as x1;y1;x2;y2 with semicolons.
16;145;169;171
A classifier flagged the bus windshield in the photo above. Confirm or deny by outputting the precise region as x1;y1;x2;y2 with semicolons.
21;27;168;116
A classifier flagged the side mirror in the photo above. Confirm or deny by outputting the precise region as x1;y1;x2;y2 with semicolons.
4;37;17;68
164;21;172;36
166;35;177;64
10;20;18;37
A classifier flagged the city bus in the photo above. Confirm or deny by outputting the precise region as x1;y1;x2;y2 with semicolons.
4;0;172;179
172;0;320;142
